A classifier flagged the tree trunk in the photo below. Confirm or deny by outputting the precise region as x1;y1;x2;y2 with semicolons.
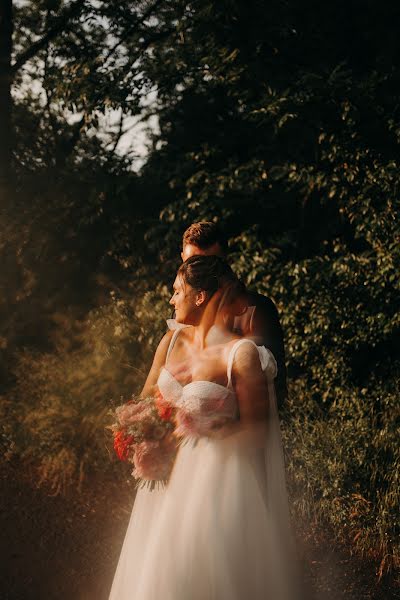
0;0;13;194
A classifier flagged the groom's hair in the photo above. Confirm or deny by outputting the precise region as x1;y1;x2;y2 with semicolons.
182;221;228;253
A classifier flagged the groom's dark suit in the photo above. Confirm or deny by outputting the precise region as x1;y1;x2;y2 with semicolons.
233;291;287;409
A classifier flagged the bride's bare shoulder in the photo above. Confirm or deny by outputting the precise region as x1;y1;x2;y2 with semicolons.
224;337;262;364
150;329;174;366
226;334;245;349
220;335;245;362
140;330;174;397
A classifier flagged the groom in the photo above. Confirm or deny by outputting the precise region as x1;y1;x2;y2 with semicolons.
180;221;288;408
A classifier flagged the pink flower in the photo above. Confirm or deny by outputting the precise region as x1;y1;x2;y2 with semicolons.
116;400;153;427
132;437;176;481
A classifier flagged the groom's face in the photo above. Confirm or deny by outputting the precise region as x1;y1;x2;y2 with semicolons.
181;242;223;262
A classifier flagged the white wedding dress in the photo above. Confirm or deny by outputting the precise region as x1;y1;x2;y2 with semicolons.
109;326;298;600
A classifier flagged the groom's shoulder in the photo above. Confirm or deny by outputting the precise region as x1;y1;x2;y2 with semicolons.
246;290;279;317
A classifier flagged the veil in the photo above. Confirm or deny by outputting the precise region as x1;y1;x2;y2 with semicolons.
212;277;299;597
264;375;299;595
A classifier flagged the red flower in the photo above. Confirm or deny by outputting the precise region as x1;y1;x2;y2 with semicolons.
155;392;173;421
113;430;134;461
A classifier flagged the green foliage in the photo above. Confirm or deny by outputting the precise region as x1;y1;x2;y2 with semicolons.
227;193;399;573
282;377;400;575
3;288;169;494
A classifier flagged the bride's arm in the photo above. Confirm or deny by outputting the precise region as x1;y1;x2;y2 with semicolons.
140;330;174;397
232;343;269;425
210;343;268;441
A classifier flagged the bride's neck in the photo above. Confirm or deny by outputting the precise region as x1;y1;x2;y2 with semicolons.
192;321;230;349
187;293;232;348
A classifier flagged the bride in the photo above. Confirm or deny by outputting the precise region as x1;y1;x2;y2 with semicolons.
109;255;298;600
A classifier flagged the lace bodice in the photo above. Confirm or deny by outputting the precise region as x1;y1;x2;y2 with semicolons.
157;321;277;435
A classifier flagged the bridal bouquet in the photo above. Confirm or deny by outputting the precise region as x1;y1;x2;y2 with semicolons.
109;393;176;488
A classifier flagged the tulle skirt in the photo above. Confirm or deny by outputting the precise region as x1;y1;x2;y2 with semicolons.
109;431;298;600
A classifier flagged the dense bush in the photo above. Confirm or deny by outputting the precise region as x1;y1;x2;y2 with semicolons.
230;193;399;575
3;288;169;494
283;378;399;577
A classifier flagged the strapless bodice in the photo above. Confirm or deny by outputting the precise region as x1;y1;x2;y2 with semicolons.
157;367;238;421
157;335;278;437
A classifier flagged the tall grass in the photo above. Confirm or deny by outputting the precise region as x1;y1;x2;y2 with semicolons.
3;288;168;494
283;378;400;578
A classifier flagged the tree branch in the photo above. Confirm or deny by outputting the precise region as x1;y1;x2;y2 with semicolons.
110;109;124;155
11;0;86;76
0;0;14;187
103;0;165;66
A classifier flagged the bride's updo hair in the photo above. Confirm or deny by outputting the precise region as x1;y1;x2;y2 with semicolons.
178;255;246;314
